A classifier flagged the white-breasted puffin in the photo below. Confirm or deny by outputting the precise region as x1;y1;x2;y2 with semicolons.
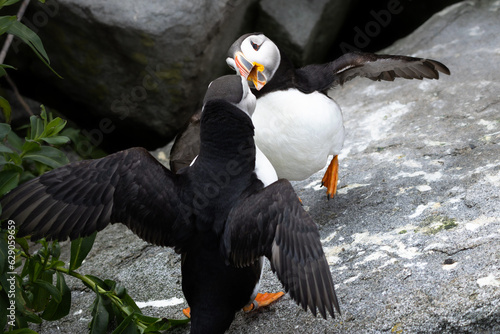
1;75;340;334
171;33;450;199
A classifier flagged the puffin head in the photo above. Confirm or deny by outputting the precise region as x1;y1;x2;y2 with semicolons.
226;33;281;91
203;75;256;117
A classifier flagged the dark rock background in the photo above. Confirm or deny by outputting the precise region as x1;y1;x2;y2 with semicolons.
3;0;460;153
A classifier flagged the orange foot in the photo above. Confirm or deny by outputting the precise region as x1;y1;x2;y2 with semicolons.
182;291;285;318
321;155;339;200
243;292;285;312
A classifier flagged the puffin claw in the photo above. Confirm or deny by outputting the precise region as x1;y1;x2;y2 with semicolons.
243;292;285;312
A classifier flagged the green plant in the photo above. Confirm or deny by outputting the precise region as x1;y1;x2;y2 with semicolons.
0;0;61;123
1;229;189;333
0;106;70;195
0;0;60;77
0;2;189;333
0;110;189;333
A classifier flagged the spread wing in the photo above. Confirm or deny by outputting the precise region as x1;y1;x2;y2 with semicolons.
296;51;450;93
222;179;339;318
1;147;190;247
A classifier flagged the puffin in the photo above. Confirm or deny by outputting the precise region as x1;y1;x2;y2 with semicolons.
170;33;450;199
1;75;340;334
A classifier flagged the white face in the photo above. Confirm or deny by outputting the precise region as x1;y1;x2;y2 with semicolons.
234;76;256;116
226;34;281;90
240;34;280;80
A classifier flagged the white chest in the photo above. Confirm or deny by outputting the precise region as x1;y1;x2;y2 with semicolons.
252;89;345;180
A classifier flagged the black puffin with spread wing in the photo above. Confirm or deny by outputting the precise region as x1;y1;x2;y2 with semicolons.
1;75;340;334
171;33;450;199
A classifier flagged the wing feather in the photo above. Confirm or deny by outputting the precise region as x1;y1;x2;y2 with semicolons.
223;179;340;318
1;147;186;247
296;51;450;93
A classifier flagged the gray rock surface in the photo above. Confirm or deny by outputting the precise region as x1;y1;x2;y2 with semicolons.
8;0;457;152
257;0;354;65
15;0;355;148
14;0;256;150
30;1;499;333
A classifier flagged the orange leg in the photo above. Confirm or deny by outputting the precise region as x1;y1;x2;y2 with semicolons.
182;291;284;318
243;292;285;312
321;155;339;200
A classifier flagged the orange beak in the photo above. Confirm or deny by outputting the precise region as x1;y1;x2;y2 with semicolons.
234;52;267;90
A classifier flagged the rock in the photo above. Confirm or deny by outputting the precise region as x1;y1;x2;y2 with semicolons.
330;0;462;57
257;0;354;65
23;1;500;333
295;1;500;332
9;0;256;152
6;0;459;155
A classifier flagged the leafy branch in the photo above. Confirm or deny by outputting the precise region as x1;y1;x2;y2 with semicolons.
0;95;188;334
0;230;189;333
0;0;61;78
0;106;70;196
0;2;189;332
0;0;62;122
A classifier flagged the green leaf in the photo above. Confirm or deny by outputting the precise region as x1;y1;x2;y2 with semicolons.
34;277;62;304
111;313;140;334
0;0;22;8
0;122;11;140
50;240;61;259
0;169;20;196
41;135;70;145
8;18;49;61
90;294;111;334
30;266;53;312
7;20;62;78
69;231;97;271
20;256;30;277
6;129;23;151
142;316;191;332
0;64;15;69
29;115;44;140
41;272;71;321
43;117;67;137
23;145;69;169
15;236;30;256
0;96;12;122
27;254;43;282
31;271;54;312
0;64;15;70
120;293;141;314
0;143;13;153
0;159;23;172
0;64;16;78
0;15;16;35
21;139;41;154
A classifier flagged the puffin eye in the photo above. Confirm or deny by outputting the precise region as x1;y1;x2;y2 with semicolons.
250;41;261;51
